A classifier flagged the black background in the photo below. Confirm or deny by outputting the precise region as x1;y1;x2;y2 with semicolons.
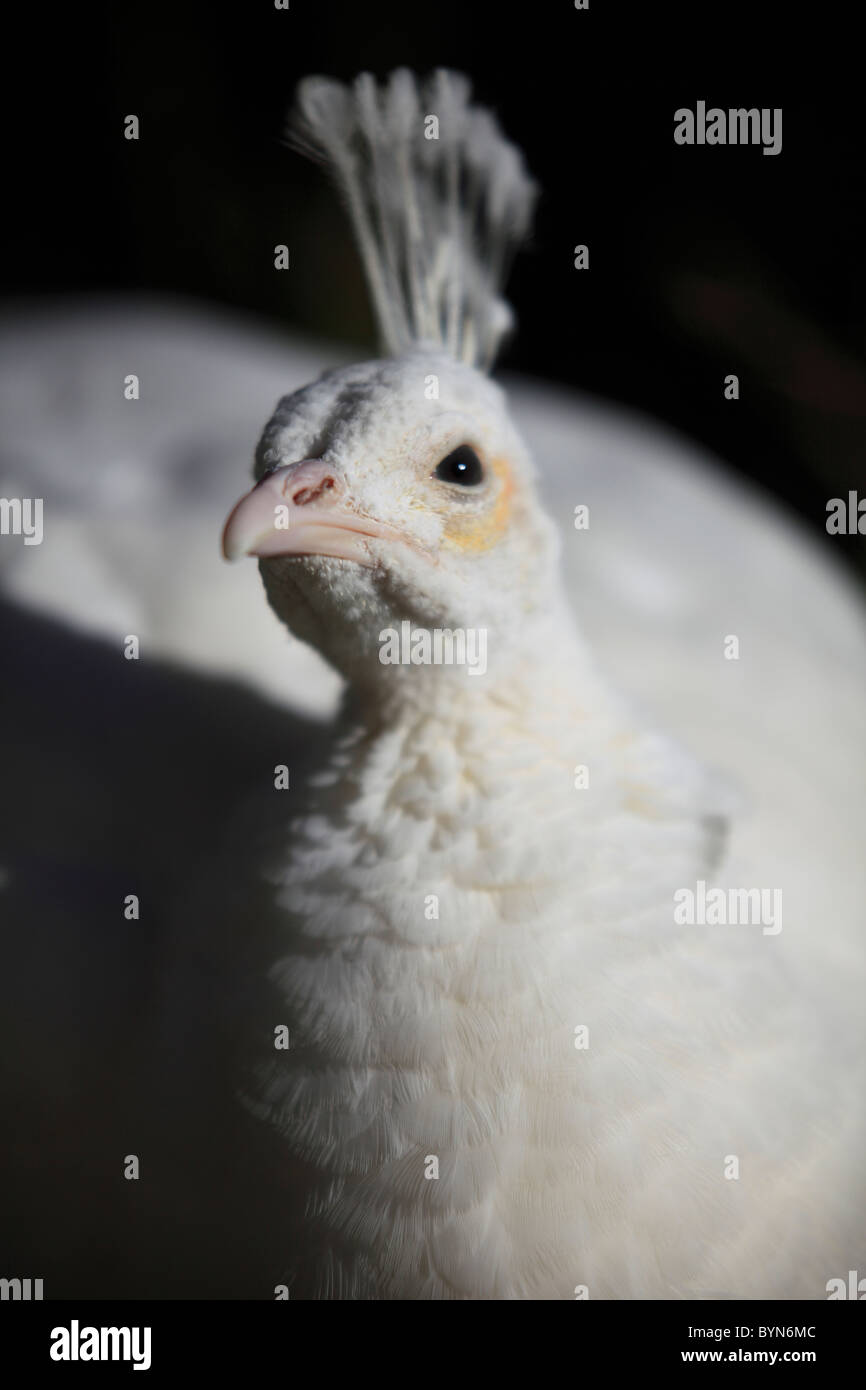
3;1;865;578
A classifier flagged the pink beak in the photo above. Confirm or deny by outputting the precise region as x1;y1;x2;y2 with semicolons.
221;459;401;567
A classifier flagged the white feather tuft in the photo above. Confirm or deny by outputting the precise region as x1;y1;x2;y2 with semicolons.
288;69;537;369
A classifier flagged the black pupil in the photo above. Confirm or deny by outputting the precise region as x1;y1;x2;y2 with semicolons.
434;445;483;486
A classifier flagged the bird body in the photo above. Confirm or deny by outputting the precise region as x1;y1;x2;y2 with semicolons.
240;568;862;1298
244;567;859;1299
251;643;715;1298
216;72;866;1297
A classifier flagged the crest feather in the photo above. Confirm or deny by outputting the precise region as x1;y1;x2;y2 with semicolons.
288;69;536;370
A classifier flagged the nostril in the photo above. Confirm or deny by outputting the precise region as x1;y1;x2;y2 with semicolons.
292;475;338;507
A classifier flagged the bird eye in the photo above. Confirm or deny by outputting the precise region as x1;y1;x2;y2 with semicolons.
433;445;484;487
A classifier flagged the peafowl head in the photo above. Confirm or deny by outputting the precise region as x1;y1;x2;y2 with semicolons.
223;71;563;690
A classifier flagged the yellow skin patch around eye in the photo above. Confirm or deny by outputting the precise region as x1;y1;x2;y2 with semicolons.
440;455;514;552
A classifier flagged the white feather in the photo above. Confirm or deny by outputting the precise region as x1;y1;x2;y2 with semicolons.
289;70;536;368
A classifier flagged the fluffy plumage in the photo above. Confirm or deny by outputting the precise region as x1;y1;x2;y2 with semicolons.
217;72;866;1298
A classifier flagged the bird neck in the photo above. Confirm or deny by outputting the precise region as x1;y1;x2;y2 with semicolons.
291;608;646;961
345;602;605;737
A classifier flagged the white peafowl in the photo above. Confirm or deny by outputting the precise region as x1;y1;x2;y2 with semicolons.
215;71;866;1299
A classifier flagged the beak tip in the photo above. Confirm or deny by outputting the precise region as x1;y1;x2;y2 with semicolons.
221;529;242;562
221;502;257;562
